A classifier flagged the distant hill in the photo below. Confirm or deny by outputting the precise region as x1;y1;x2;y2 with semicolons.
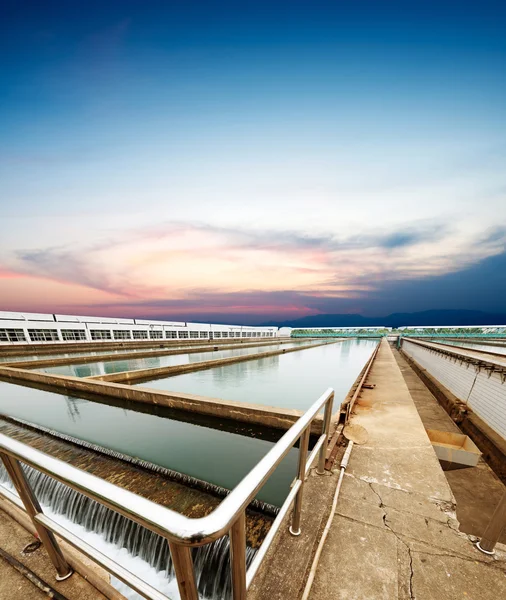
262;309;506;329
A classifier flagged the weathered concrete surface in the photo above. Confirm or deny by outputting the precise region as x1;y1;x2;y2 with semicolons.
308;340;506;600
0;508;113;600
248;454;344;600
4;339;297;369
0;367;329;433
393;347;506;543
89;340;334;383
0;497;125;600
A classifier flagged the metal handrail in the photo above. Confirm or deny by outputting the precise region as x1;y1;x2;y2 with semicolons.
0;387;335;600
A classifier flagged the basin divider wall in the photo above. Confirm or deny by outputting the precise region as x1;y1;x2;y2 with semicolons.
88;340;341;384
5;339;300;369
0;366;328;434
0;336;298;358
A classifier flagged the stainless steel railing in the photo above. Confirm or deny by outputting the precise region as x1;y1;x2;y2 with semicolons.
0;387;335;600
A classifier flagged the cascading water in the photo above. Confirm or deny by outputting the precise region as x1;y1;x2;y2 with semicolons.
0;464;258;599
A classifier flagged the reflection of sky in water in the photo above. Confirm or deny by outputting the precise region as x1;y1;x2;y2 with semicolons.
35;342;311;377
0;381;297;506
137;339;378;412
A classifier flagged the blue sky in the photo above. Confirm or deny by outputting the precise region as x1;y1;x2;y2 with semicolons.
1;1;505;323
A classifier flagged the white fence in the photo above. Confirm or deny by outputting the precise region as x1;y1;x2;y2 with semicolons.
402;339;506;441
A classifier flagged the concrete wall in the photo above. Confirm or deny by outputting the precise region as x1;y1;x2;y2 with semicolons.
402;339;506;441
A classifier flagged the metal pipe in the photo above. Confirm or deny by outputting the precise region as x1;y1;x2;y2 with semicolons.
290;428;310;536
0;493;126;600
0;453;72;581
229;512;247;599
300;440;354;600
317;394;334;474
167;542;199;600
476;491;506;555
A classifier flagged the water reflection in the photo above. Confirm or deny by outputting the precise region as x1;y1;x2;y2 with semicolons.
139;339;378;412
208;355;281;388
36;342;308;378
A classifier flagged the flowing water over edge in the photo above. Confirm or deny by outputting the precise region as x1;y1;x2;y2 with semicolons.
0;467;256;599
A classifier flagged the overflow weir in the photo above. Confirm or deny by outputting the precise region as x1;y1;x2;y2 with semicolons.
0;417;273;599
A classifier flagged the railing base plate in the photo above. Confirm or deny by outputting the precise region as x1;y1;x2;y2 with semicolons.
55;569;74;581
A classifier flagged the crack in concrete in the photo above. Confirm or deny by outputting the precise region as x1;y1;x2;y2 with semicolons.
368;482;415;600
367;481;506;588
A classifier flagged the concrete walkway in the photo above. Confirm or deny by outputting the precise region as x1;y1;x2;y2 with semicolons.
308;340;506;600
0;508;112;600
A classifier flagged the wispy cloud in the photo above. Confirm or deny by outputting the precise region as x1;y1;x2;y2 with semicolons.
1;218;502;321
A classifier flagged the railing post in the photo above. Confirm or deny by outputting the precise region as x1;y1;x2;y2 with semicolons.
290;428;310;536
477;491;506;555
0;452;72;581
317;393;333;475
168;540;199;600
230;511;247;599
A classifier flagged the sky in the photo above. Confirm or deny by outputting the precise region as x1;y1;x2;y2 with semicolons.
1;1;505;324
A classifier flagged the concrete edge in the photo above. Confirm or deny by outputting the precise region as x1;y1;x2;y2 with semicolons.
402;337;506;371
0;336;296;358
0;366;331;434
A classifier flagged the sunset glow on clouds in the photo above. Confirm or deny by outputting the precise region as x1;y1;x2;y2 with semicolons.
2;221;506;322
1;2;505;323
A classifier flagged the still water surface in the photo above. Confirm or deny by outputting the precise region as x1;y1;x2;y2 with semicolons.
36;342;311;377
136;339;378;412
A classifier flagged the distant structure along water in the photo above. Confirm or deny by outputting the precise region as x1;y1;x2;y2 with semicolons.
0;310;278;344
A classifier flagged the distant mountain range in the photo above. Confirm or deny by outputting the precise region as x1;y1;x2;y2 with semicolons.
262;310;506;329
